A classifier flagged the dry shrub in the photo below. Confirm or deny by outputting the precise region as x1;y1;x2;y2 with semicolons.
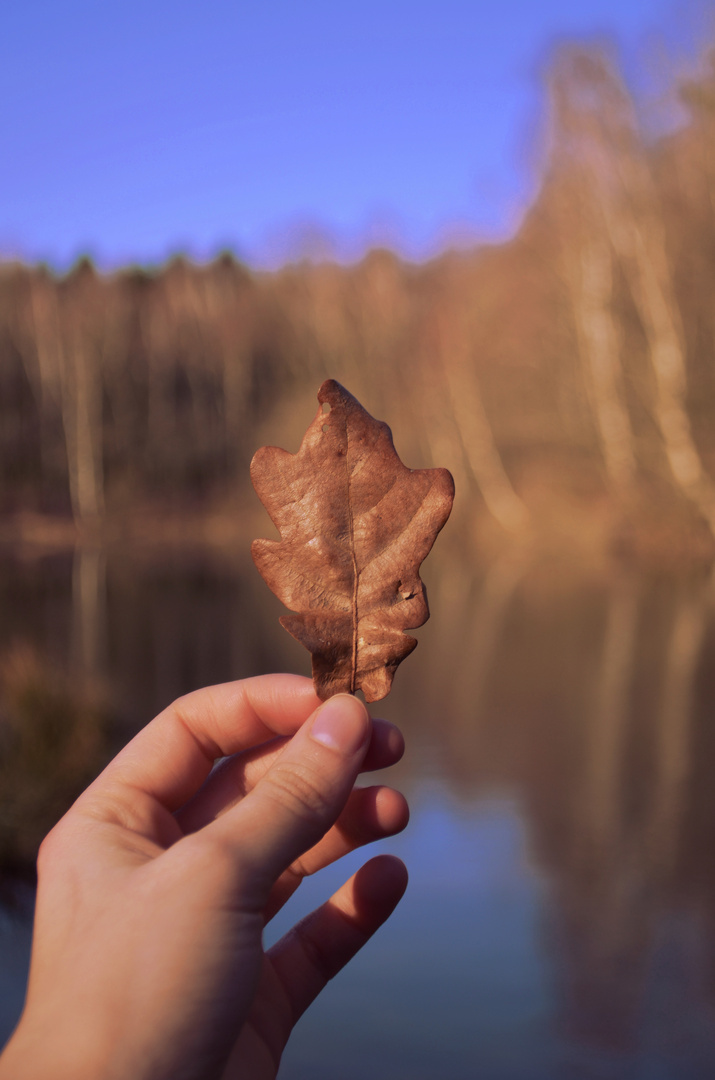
0;643;110;884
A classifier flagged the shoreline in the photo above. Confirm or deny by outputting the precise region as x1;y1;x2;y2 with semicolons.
1;497;714;574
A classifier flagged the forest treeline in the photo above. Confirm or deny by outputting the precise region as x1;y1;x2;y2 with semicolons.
3;49;715;561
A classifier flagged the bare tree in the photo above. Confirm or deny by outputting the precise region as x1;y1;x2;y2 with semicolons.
57;262;106;522
553;174;638;488
24;265;105;522
424;294;529;534
552;52;715;536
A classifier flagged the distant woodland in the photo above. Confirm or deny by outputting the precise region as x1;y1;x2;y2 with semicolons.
4;49;715;562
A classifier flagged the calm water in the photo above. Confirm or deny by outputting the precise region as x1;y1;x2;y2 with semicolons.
1;543;715;1078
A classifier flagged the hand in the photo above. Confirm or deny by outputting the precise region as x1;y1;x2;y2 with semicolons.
0;675;409;1080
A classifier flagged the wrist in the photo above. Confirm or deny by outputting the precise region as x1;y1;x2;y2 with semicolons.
0;1013;104;1080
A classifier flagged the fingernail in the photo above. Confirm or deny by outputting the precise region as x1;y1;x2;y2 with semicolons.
309;694;369;756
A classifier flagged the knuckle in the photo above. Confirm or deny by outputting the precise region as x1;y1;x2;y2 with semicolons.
262;761;334;826
180;832;237;887
36;820;66;877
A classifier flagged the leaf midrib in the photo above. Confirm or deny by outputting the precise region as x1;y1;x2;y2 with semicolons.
344;416;359;694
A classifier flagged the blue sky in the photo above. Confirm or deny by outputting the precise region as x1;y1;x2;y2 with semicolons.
0;1;710;269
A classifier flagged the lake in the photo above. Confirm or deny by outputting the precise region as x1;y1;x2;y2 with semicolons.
1;541;715;1079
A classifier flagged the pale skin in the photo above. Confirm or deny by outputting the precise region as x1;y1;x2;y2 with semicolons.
0;675;409;1080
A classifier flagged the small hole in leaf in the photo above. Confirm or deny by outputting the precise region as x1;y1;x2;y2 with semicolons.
322;402;331;414
322;424;329;433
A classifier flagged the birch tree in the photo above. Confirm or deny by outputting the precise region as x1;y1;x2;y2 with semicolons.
25;264;104;522
550;59;638;491
424;295;529;534
57;262;106;521
552;52;715;536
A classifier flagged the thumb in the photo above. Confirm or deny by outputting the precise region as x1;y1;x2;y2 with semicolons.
206;693;371;896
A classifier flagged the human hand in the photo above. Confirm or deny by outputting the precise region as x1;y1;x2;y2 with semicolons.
0;675;408;1080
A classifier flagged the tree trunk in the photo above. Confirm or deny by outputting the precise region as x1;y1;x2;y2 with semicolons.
436;310;529;533
601;184;715;533
552;51;715;536
60;332;105;522
567;230;637;488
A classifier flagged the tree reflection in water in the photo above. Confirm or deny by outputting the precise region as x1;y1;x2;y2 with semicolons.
1;544;715;1074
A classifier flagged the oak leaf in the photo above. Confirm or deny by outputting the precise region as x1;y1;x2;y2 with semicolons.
251;380;455;702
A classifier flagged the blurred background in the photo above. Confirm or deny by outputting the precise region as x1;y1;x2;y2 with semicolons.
3;2;715;1077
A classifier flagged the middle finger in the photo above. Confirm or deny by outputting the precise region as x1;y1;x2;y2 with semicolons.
175;716;405;835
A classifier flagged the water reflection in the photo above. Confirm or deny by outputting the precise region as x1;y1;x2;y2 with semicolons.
270;793;558;1080
2;544;715;1075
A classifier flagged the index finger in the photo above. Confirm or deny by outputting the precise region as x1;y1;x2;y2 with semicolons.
91;675;323;813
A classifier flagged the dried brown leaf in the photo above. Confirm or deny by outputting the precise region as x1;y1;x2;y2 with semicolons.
251;379;455;701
